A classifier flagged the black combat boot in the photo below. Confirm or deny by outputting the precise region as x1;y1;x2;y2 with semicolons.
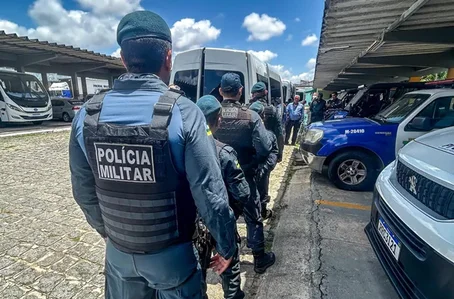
261;203;273;220
253;250;276;274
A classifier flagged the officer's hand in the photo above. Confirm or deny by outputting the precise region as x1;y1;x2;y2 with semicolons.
209;254;232;275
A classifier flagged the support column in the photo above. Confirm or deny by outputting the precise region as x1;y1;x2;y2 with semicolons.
108;76;115;89
81;76;88;98
447;68;454;80
409;76;421;82
41;73;49;90
71;73;80;99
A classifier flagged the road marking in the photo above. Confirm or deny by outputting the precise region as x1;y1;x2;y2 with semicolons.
315;200;371;211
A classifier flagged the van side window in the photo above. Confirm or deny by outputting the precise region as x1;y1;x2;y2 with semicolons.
269;78;281;105
204;70;245;104
174;70;199;102
256;74;269;90
407;97;454;131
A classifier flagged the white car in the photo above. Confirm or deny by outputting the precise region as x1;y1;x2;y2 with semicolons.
365;126;454;298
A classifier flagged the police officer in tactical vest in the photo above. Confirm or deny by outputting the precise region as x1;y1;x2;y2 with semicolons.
215;73;276;274
69;11;237;299
249;82;284;163
197;95;250;299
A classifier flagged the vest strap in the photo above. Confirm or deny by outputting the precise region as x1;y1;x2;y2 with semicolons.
84;92;108;128
150;90;181;130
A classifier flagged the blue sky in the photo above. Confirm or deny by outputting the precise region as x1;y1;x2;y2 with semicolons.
0;0;324;82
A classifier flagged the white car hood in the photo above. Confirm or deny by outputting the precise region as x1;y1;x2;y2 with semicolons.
399;127;454;190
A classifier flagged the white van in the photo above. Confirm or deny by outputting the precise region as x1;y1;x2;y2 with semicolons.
0;70;52;125
365;126;454;298
170;48;283;106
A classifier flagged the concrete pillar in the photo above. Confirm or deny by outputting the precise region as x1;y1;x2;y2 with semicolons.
447;68;454;80
108;76;115;88
71;73;80;99
41;73;49;90
81;76;88;97
409;76;421;82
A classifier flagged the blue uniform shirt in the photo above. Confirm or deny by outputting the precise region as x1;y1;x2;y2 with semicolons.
287;102;304;121
69;74;237;259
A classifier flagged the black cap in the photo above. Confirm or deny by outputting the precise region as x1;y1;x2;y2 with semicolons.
117;11;172;46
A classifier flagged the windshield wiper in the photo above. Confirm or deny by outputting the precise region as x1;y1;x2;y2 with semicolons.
374;114;387;122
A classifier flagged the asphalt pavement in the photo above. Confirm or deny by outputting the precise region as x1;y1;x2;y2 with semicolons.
0;120;71;137
255;157;398;299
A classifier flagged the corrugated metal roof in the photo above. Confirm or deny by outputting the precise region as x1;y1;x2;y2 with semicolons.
0;31;124;78
314;0;454;91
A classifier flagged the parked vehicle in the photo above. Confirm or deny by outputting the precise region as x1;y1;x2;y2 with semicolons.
0;70;52;125
49;82;72;99
170;48;283;105
51;98;83;122
325;82;432;121
300;89;454;191
365;126;454;299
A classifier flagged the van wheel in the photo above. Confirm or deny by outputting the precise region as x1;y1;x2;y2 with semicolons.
328;151;378;191
32;121;43;125
62;113;71;122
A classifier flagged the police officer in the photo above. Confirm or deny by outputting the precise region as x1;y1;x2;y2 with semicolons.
197;95;250;299
69;11;237;299
250;82;284;163
249;101;279;220
215;73;276;274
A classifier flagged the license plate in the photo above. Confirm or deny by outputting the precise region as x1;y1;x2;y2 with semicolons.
33;113;41;116
377;217;401;261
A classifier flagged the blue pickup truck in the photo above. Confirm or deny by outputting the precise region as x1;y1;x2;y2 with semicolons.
300;89;454;191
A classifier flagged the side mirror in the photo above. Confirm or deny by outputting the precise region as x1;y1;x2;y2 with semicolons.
408;116;431;131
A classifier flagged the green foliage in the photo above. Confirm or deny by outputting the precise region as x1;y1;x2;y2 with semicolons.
421;71;448;82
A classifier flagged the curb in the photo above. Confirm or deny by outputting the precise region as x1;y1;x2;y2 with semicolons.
0;127;72;138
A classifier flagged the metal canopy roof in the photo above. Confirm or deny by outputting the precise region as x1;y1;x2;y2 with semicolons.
314;0;454;91
0;31;125;79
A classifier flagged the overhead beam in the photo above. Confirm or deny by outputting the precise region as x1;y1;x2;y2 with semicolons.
358;51;454;68
18;53;58;67
384;27;454;45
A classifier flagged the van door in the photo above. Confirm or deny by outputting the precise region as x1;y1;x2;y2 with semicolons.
396;95;454;154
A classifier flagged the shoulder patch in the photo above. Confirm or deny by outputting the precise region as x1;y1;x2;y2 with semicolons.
206;124;212;136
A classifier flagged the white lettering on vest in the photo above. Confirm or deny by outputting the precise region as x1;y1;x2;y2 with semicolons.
94;143;156;183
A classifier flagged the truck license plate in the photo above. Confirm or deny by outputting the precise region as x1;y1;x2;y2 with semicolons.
377;217;401;261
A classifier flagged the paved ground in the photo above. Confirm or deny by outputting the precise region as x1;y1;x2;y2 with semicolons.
0;131;294;299
255;161;398;299
0;121;70;137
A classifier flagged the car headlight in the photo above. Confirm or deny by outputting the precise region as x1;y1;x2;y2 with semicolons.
304;129;324;144
6;103;23;112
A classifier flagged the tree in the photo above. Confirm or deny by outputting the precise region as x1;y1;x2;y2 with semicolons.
421;71;447;82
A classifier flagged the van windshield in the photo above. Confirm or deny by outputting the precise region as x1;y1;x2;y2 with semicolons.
204;70;246;104
373;93;431;123
0;73;49;107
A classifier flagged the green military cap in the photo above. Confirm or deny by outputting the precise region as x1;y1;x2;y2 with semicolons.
251;82;266;93
249;101;265;115
196;95;222;117
117;11;172;46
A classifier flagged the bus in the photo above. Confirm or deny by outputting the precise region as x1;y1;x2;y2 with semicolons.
170;47;283;107
0;70;52;125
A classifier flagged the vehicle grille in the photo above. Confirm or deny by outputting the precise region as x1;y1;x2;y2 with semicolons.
21;114;50;120
396;161;454;220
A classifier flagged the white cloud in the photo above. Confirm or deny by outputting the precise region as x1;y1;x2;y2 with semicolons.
306;58;316;69
295;17;301;22
77;0;143;16
248;50;277;62
111;48;122;58
285;34;293;41
171;18;221;52
0;0;126;51
243;13;286;41
269;64;315;83
302;34;318;46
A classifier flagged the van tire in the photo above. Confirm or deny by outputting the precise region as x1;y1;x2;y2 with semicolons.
62;113;71;122
32;121;43;125
328;151;378;191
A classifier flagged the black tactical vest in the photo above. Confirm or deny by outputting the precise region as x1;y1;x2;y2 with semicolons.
215;101;255;169
83;91;196;254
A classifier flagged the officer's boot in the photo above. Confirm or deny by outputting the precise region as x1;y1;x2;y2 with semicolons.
253;250;276;274
261;202;273;220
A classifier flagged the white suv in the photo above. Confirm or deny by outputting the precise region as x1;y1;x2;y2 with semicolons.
365;126;454;299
